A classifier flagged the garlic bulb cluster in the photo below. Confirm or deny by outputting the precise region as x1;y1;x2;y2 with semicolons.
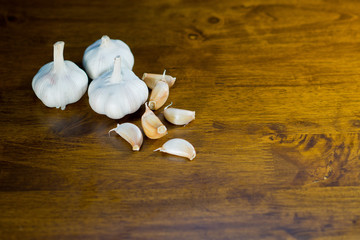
155;138;196;161
109;123;143;151
88;56;148;119
83;35;134;79
33;37;197;161
32;41;88;110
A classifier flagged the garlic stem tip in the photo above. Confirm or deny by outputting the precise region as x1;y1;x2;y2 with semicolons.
110;57;123;82
53;41;65;70
145;102;150;109
108;128;115;136
54;41;65;47
164;102;173;110
100;35;110;46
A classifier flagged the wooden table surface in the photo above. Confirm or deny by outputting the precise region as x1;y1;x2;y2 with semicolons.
1;0;360;239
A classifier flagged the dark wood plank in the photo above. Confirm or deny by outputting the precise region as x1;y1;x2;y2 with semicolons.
1;0;360;239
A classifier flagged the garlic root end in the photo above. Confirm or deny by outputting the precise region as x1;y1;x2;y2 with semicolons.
157;126;167;134
148;101;156;110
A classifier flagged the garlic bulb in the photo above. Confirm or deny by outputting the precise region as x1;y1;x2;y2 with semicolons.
32;41;88;110
83;35;134;79
154;138;196;160
148;70;169;110
164;103;195;125
141;103;167;139
109;123;143;151
142;70;176;89
88;56;148;119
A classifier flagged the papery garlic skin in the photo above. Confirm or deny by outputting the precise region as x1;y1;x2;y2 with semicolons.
32;41;88;110
141;103;167;139
109;123;143;151
142;71;176;89
83;35;134;79
154;138;196;160
148;79;169;110
88;56;148;119
164;103;195;125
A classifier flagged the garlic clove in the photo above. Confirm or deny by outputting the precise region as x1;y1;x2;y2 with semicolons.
163;103;195;125
142;70;176;89
109;123;143;151
154;138;196;160
32;41;88;110
88;56;149;119
148;79;169;110
83;35;134;79
141;103;167;139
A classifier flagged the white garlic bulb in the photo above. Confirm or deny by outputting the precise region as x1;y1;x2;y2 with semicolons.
142;70;176;89
32;41;88;110
88;56;148;119
164;103;195;125
83;35;134;79
109;123;143;151
141;103;167;139
154;138;196;160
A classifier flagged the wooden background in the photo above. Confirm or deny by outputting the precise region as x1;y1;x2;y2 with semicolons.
1;0;360;239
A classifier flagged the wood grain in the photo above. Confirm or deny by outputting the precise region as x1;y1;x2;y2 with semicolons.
1;0;360;239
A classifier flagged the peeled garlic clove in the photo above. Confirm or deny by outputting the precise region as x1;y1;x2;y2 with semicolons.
142;70;176;89
154;138;196;160
148;79;169;110
109;123;143;151
141;103;167;139
164;103;195;125
32;41;88;110
88;56;148;119
83;35;134;79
